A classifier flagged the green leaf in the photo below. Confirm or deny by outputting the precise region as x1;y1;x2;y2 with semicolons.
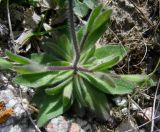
49;61;71;66
120;74;155;87
93;72;116;88
45;77;72;95
77;26;86;43
80;46;95;64
63;81;73;110
73;75;87;107
79;72;134;94
79;72;114;94
113;78;135;94
57;0;66;7
95;44;128;60
0;58;13;70
82;22;108;52
37;94;63;127
43;38;71;61
74;0;89;17
30;53;59;64
86;5;102;32
90;55;120;71
79;78;110;119
14;71;73;88
92;9;112;33
13;64;48;74
5;50;31;64
56;35;72;58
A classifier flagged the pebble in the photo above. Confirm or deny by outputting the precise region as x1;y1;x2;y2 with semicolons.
0;73;35;132
45;116;86;132
113;97;128;107
121;108;128;115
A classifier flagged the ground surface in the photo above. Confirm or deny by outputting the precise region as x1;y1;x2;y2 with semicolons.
0;0;160;132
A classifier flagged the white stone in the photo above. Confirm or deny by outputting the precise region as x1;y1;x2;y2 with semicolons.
14;105;25;116
113;97;128;107
6;98;18;108
121;108;128;115
7;84;15;90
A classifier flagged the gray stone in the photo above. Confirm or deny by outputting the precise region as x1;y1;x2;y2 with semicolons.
116;118;139;132
0;73;36;132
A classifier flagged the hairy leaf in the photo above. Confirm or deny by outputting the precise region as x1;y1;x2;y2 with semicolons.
73;75;87;107
45;77;72;95
43;39;71;61
63;81;73;110
79;78;110;119
92;9;112;33
80;46;95;64
82;22;108;52
113;78;135;94
0;58;13;70
95;44;128;60
120;74;155;87
5;50;31;64
93;72;116;88
86;5;102;32
14;71;73;88
30;53;59;64
90;55;120;71
13;64;48;74
79;72;134;94
37;94;63;127
79;72;114;94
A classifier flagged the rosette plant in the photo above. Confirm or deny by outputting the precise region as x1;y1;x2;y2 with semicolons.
0;1;154;127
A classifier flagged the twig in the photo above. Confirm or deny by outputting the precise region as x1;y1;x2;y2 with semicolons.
68;0;80;68
128;0;153;27
133;33;148;66
148;58;160;77
18;87;42;132
126;115;160;132
128;95;150;121
108;27;129;71
151;78;160;132
48;66;91;72
104;0;113;6
6;0;17;53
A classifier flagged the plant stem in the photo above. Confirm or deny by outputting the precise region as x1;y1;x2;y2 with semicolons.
148;58;160;77
48;66;91;72
68;0;80;69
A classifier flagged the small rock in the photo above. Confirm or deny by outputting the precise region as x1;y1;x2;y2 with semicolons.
7;84;15;90
137;107;152;121
45;116;87;132
14;104;26;117
0;75;8;84
0;89;15;102
0;73;36;131
69;123;81;132
121;108;128;115
45;116;70;132
116;117;139;132
113;97;128;107
6;98;18;108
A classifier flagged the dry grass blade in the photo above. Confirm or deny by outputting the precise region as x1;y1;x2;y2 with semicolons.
151;78;160;132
